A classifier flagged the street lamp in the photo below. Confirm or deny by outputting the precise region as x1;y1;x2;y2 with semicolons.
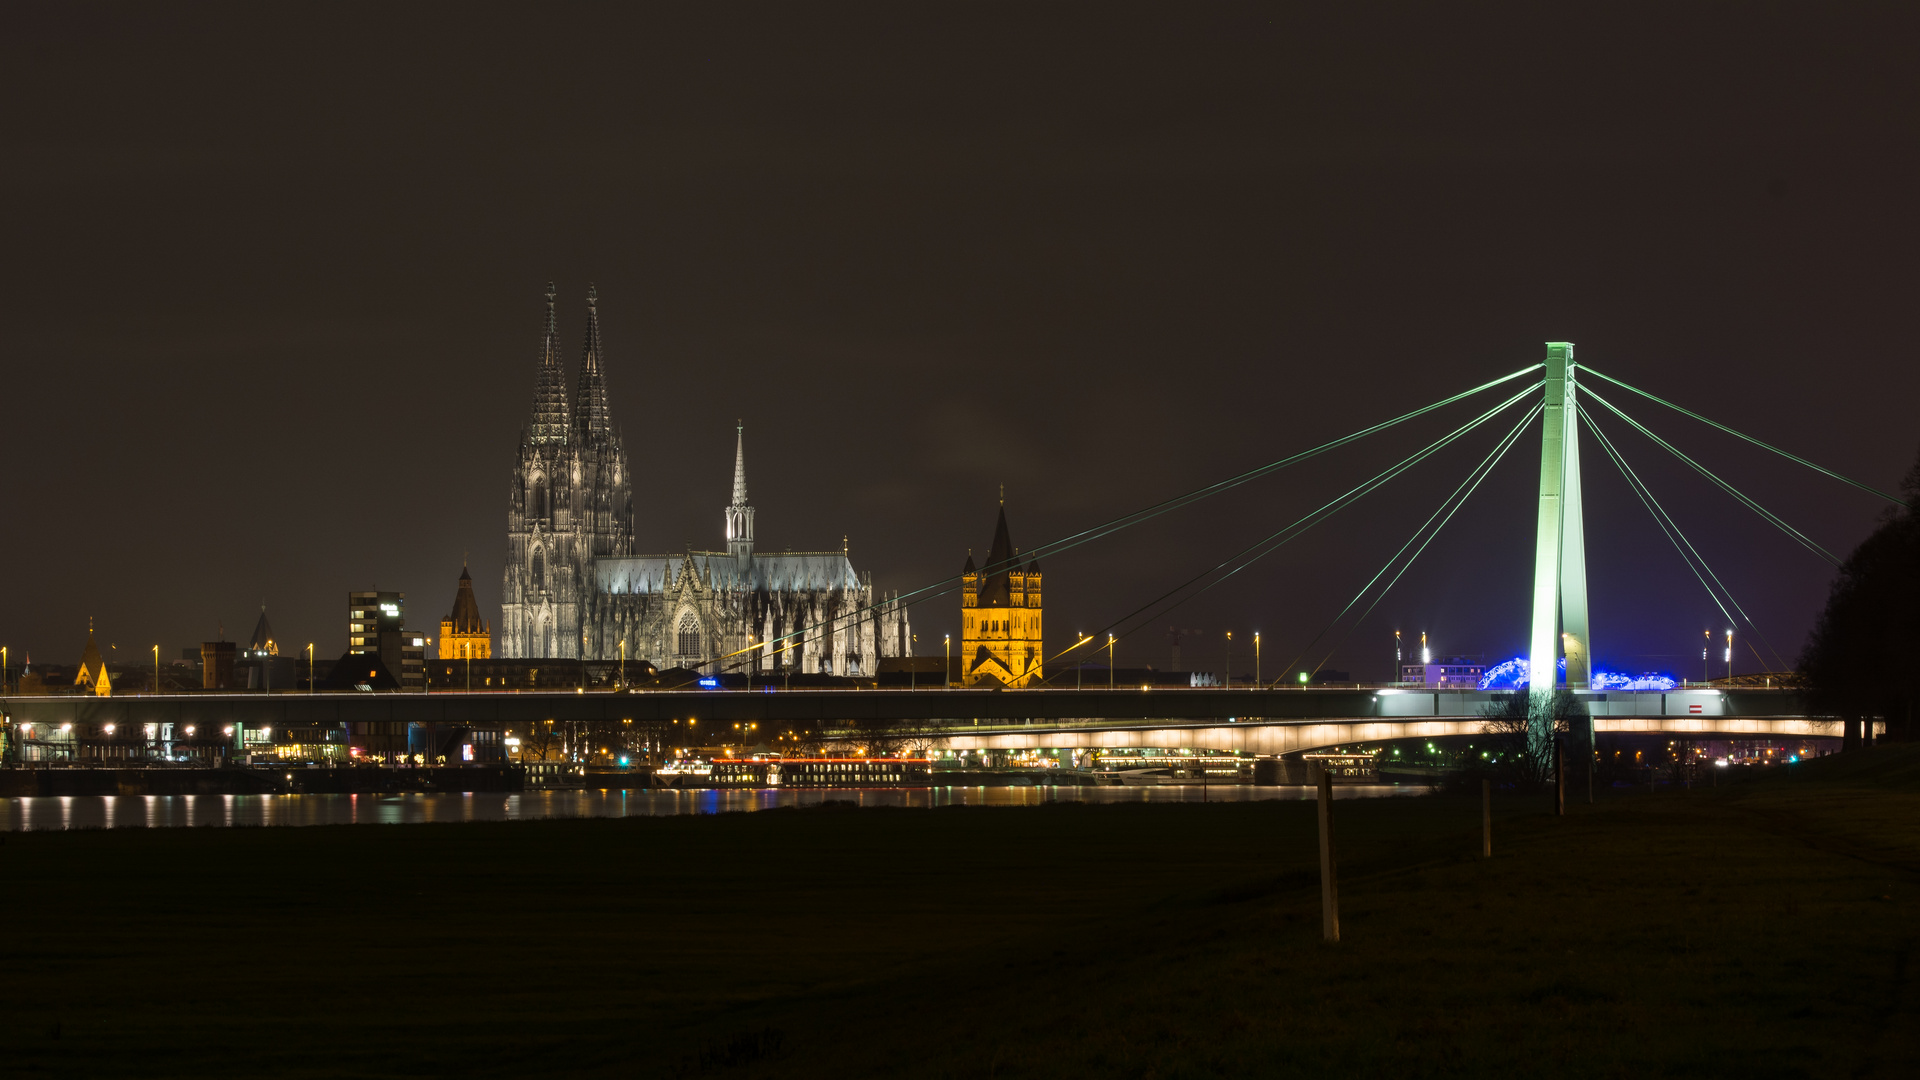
1108;634;1116;690
1223;631;1231;691
152;645;159;696
944;634;950;689
307;643;314;695
1725;629;1733;682
1254;632;1260;688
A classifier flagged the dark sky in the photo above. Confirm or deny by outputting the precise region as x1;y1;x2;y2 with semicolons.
4;2;1917;680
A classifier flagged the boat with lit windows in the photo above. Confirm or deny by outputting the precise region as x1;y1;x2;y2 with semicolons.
679;756;932;788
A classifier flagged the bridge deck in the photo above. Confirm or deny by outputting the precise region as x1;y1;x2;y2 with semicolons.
3;686;1811;729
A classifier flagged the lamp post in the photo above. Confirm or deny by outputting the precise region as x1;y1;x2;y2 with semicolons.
307;643;314;695
944;634;950;689
1254;632;1260;689
617;638;625;691
152;645;159;696
910;634;918;690
1702;629;1709;685
1725;629;1733;682
2;645;7;695
1108;634;1116;690
1223;631;1231;690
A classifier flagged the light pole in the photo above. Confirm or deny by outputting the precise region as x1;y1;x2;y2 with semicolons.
910;634;918;690
2;645;7;695
1702;629;1709;685
1725;629;1733;682
1108;634;1116;690
617;638;625;691
152;645;159;696
1223;630;1231;690
1394;629;1402;684
1254;632;1260;689
944;634;951;689
307;643;314;694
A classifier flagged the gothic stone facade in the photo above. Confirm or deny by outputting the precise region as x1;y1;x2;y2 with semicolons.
499;285;910;676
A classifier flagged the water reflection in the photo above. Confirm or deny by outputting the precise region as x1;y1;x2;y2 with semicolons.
0;783;1419;831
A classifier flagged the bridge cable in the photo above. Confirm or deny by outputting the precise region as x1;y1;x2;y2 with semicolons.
1292;401;1544;684
1578;400;1788;672
1582;386;1842;567
702;362;1545;675
1577;365;1908;508
1032;380;1543;683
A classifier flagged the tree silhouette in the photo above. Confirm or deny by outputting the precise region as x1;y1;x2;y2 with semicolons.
1799;445;1920;743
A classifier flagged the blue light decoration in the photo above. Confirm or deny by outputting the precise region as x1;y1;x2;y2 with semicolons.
618;755;629;766
1477;657;1677;692
698;677;719;688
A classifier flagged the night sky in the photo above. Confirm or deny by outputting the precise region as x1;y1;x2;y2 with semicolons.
5;3;1917;680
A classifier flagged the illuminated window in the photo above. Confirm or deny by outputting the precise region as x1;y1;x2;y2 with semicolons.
677;615;702;657
532;550;545;590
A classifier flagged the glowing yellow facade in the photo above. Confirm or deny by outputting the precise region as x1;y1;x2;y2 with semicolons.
75;624;111;696
439;564;494;660
960;505;1042;687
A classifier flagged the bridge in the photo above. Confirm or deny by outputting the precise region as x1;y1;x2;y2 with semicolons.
0;684;1858;761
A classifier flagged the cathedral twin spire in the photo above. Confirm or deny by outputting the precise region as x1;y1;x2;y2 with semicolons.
527;282;614;448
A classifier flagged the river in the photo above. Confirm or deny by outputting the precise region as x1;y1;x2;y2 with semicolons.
0;783;1421;830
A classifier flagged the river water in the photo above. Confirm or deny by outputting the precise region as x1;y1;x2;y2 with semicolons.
0;783;1421;831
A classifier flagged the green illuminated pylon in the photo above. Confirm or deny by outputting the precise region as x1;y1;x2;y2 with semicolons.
1528;343;1591;725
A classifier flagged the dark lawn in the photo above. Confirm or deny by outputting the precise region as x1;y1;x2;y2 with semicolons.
3;749;1917;1078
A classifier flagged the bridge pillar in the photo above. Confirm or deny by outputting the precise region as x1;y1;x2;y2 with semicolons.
1529;343;1592;752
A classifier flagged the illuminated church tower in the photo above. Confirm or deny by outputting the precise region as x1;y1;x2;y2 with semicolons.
499;284;634;658
440;563;493;660
960;498;1043;687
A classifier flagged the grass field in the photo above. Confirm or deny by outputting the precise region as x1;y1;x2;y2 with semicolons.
3;749;1917;1078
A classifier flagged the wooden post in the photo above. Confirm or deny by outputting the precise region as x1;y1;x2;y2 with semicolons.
1317;770;1339;943
1554;736;1565;816
1482;778;1492;858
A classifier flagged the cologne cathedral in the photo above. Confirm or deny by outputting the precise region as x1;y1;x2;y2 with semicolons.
499;285;911;675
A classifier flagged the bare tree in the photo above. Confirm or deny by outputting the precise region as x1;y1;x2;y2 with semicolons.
1479;690;1582;787
519;721;563;763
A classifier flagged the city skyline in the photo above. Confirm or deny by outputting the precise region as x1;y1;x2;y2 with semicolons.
3;4;1917;680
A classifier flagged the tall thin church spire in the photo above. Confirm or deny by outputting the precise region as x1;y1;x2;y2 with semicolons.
528;282;571;445
725;421;755;565
573;283;611;444
731;420;749;506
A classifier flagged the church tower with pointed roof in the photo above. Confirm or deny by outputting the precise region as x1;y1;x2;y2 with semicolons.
75;621;112;696
960;496;1043;687
725;422;755;569
441;563;493;660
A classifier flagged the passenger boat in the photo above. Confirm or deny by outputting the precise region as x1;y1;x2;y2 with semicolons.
667;756;932;788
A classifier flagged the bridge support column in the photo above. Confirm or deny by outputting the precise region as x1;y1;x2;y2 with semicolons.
1529;343;1592;757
